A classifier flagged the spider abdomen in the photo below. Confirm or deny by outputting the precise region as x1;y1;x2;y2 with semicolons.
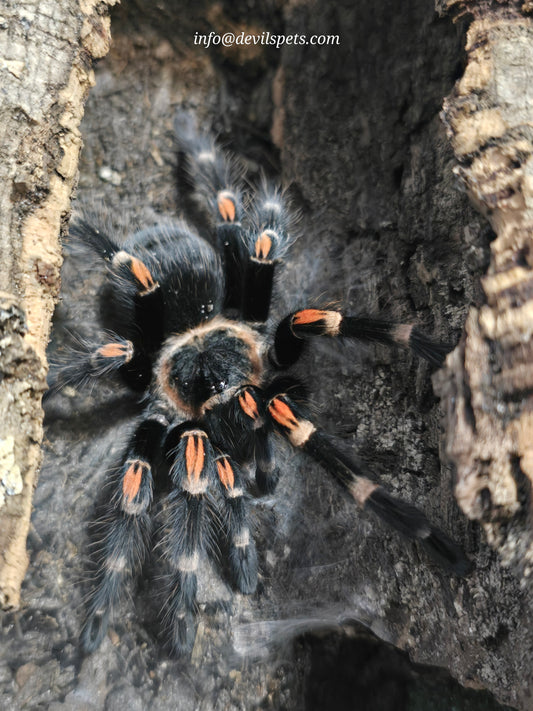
123;222;225;337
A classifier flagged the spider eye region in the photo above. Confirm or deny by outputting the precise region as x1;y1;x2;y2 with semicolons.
199;301;214;318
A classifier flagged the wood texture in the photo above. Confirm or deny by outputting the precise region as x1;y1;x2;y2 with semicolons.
0;0;116;608
436;0;533;580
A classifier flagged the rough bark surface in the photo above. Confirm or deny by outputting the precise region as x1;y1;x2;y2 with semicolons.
435;0;533;580
0;1;530;710
0;1;116;608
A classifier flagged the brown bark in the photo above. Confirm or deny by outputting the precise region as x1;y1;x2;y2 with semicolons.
435;0;533;580
0;0;116;608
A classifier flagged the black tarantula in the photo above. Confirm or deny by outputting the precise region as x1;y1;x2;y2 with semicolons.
54;115;472;656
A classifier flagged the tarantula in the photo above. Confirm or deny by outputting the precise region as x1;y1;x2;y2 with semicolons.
52;115;471;656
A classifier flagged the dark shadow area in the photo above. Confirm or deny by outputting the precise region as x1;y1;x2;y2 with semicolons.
295;625;517;711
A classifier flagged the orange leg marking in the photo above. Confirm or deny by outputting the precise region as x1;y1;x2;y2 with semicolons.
185;435;205;483
254;232;273;259
268;397;298;430
130;256;157;291
97;342;132;360
218;194;236;222
216;458;235;491
97;343;125;358
239;390;259;420
293;309;330;325
122;462;143;503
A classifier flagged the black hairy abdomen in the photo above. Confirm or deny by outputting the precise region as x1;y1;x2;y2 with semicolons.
102;223;225;351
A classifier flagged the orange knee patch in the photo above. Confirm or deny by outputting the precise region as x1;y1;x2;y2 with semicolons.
293;309;330;325
216;457;235;491
217;192;237;222
96;341;133;361
268;396;298;430
254;231;273;260
130;256;158;293
238;390;259;420
122;461;145;503
184;433;206;483
292;309;342;335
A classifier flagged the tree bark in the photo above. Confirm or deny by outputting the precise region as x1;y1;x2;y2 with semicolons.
0;0;116;608
435;0;533;581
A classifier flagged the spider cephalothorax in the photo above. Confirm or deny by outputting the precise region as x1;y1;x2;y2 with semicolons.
156;318;264;416
50;114;472;657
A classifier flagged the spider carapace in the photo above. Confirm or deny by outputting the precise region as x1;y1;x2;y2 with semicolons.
55;115;472;656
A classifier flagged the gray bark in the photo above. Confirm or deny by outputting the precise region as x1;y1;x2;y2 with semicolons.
0;0;116;608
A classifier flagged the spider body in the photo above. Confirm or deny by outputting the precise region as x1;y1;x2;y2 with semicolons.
53;117;472;657
156;316;264;416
